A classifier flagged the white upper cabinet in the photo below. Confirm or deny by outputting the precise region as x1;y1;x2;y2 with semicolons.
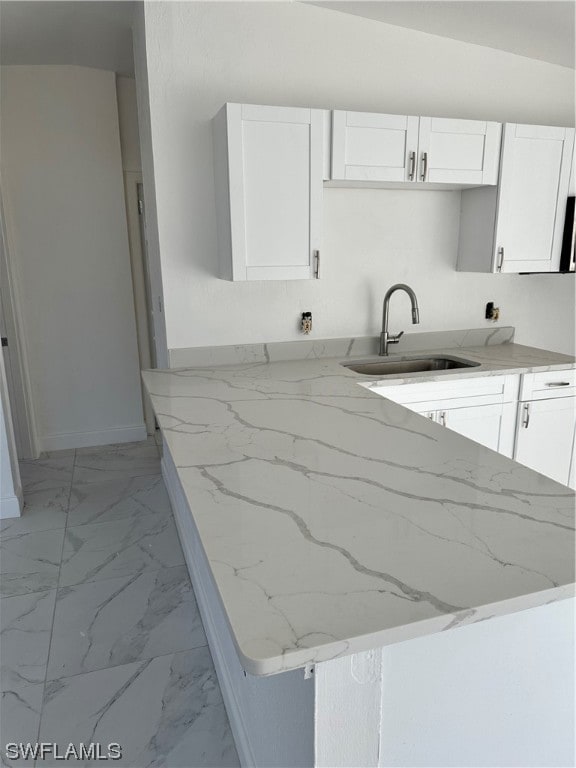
331;111;419;183
458;123;575;273
417;118;501;185
496;124;574;273
331;111;501;186
213;103;324;281
212;102;574;280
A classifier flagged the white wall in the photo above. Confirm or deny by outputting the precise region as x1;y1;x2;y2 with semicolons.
0;65;146;450
116;74;157;434
138;2;575;357
132;7;169;369
0;350;22;518
377;599;575;767
116;76;142;174
315;599;575;767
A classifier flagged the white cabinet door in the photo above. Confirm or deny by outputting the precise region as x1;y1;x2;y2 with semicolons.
213;103;323;281
514;398;576;486
496;124;575;273
331;111;419;182
400;402;515;456
441;403;516;456
331;112;501;186
371;377;517;456
418;118;501;185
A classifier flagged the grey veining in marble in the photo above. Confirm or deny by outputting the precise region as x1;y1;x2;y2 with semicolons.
169;326;516;368
47;566;207;679
0;590;56;689
18;451;74;492
0;681;43;766
39;648;239;767
143;341;576;675
0;485;69;537
73;438;161;485
0;530;64;597
59;514;185;588
67;474;170;527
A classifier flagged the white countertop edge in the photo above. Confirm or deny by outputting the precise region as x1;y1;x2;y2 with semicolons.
232;583;576;677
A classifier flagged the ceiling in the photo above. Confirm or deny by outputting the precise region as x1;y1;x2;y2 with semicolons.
308;1;576;69
0;1;574;74
0;1;137;76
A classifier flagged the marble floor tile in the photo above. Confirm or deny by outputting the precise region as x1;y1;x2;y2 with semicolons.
5;441;239;766
18;452;74;493
73;439;160;485
0;681;44;767
67;474;170;528
0;530;64;597
0;485;69;538
47;566;207;679
39;647;239;767
59;515;184;588
1;590;56;690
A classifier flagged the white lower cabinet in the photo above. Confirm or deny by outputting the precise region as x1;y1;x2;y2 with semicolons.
514;397;576;488
372;372;575;487
440;403;516;456
374;375;518;457
410;403;515;456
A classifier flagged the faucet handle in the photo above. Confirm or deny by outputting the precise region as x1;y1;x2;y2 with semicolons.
389;331;404;344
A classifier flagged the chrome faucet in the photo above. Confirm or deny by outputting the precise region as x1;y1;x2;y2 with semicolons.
379;284;420;356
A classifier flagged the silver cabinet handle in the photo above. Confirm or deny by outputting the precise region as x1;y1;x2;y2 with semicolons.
427;412;435;420
420;152;428;181
496;247;504;272
522;403;530;428
314;250;320;279
439;411;446;427
546;382;571;387
408;151;416;181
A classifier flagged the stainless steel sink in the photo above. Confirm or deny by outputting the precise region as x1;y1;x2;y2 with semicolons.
342;355;481;376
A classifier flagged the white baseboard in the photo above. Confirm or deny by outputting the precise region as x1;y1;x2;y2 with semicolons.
161;452;256;768
0;494;23;519
40;424;147;451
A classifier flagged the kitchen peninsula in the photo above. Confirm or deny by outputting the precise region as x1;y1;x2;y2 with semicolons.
142;335;575;768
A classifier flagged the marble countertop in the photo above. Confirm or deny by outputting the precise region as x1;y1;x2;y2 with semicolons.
142;342;576;676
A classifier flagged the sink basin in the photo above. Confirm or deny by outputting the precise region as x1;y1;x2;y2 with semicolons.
342;355;481;376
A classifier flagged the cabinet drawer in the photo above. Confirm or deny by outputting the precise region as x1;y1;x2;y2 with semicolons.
520;369;576;401
372;374;519;409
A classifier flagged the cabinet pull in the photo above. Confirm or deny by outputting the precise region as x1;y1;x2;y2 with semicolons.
496;247;504;272
314;250;320;279
545;382;571;387
408;151;416;181
522;403;530;428
420;151;428;181
439;411;446;426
